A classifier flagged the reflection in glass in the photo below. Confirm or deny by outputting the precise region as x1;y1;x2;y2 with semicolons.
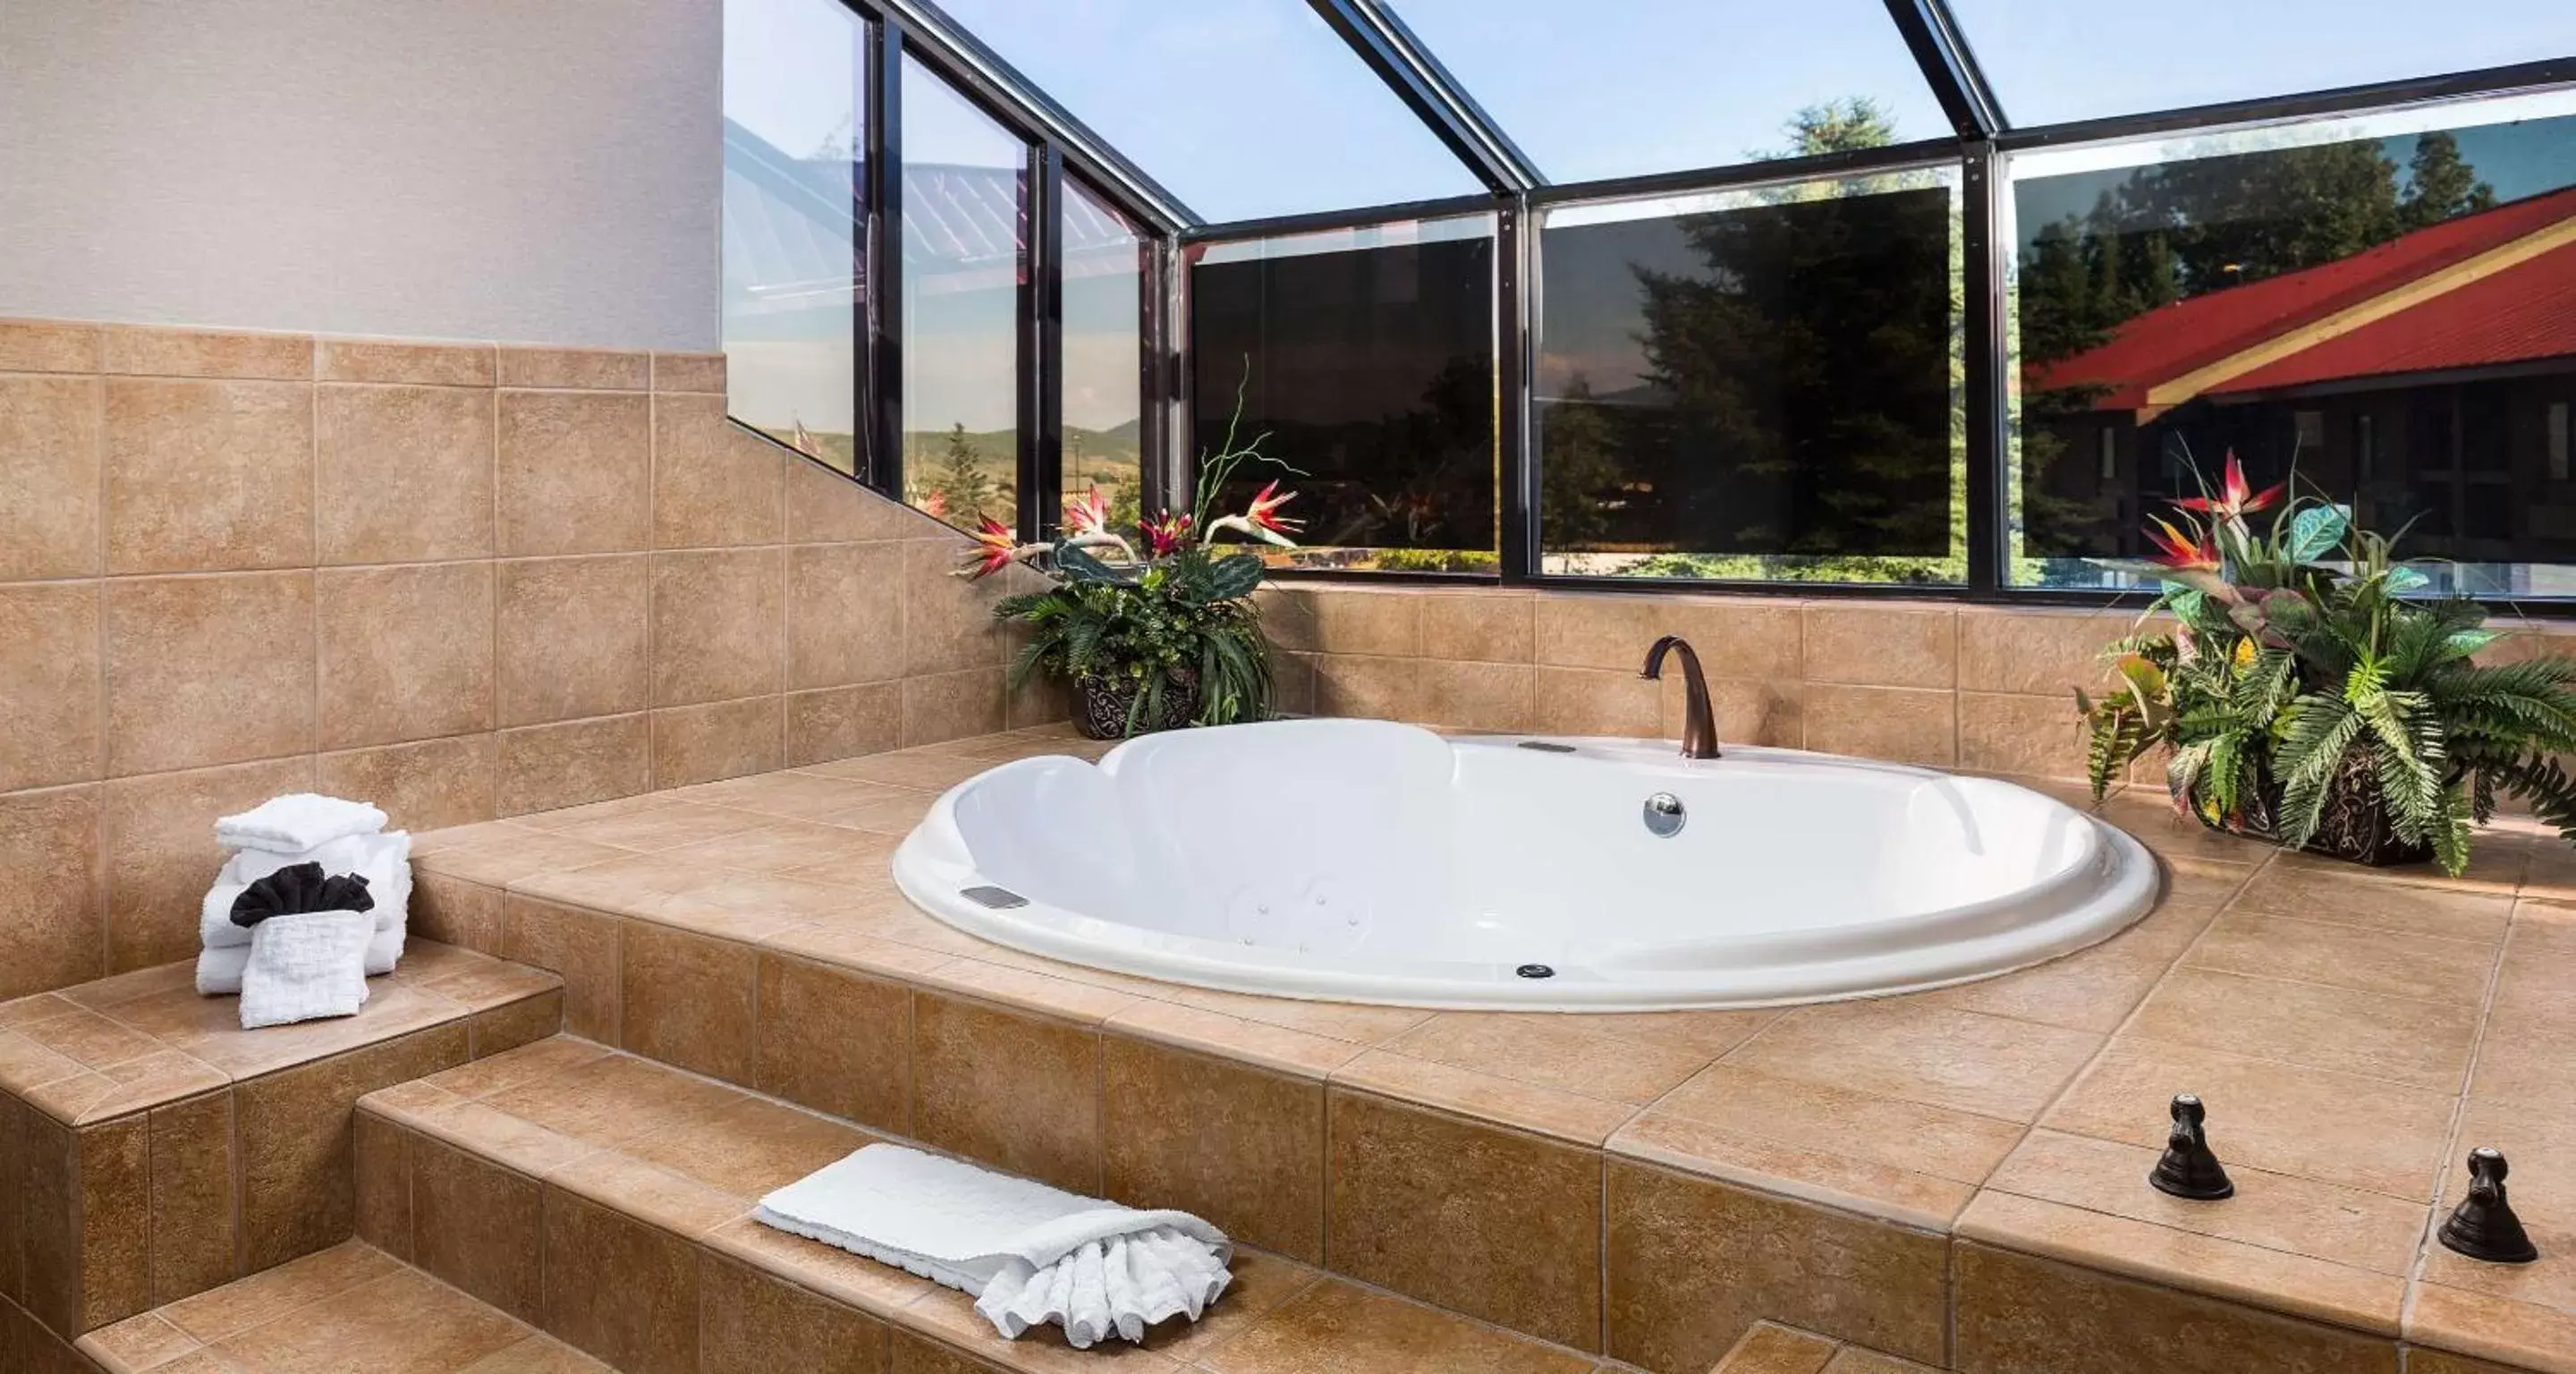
929;0;1479;221
1188;217;1496;571
1061;179;1147;535
1385;0;1943;184
721;0;863;472
2010;94;2576;595
900;56;1026;532
1950;0;2576;129
1535;169;1962;582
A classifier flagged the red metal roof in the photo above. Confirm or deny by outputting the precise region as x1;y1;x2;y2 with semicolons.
2025;184;2576;408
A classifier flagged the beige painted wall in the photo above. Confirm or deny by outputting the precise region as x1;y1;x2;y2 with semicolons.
0;1;722;349
0;317;1042;1001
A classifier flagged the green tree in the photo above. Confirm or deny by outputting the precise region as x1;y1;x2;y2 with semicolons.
2399;131;2497;232
1769;98;1900;157
926;422;998;522
1537;375;1622;548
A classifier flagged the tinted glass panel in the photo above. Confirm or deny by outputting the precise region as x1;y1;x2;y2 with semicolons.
2010;93;2576;596
1536;169;1962;582
1189;217;1497;572
1387;0;1945;183
722;0;862;472
900;56;1024;532
1062;177;1148;532
1951;0;2576;127
931;0;1479;222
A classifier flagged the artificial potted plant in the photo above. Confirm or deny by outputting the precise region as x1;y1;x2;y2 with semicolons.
2078;454;2576;874
960;417;1300;740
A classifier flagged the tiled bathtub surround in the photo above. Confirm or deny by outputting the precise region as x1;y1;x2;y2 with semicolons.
402;728;2576;1374
1259;583;2576;778
0;318;1042;1002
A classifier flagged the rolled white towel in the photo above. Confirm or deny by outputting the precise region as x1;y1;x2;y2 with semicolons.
755;1144;1230;1349
216;793;386;854
363;921;404;977
195;944;250;997
239;910;376;1029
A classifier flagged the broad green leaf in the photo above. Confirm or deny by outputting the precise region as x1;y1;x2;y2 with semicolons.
2286;505;2349;563
1055;542;1138;586
2386;565;2430;595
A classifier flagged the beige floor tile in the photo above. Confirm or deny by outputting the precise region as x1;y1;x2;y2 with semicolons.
1377;1013;1721;1106
1196;1278;1590;1374
210;1267;530;1373
2126;966;2479;1091
479;1050;746;1151
1711;1322;1838;1374
158;1240;402;1342
2406;1281;2576;1374
1920;902;2210;1032
1328;1049;1637;1147
2230;865;2515;943
1649;1061;2026;1186
2184;911;2498;1005
1719;1000;2102;1124
800;751;994;793
1608;1108;1976;1230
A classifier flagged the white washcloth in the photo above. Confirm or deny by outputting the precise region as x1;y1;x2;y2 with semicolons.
216;793;386;854
238;910;376;1029
202;833;411;952
755;1144;1231;1348
197;923;403;997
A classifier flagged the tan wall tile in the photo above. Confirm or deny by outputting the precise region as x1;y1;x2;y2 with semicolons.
20;1112;80;1331
147;1091;234;1305
1263;587;1422;657
1802;684;1955;768
496;715;651;817
1536;666;1662;737
1413;660;1534;733
1606;1159;1949;1370
787;457;925;543
1956;691;2089;779
0;582;101;792
620;922;758;1086
1536;592;1666;668
413;875;504;954
72;1114;154;1333
900;670;1005;748
412;1132;544;1322
352;1111;411;1260
912;992;1102;1195
756;954;911;1135
651;548;784;707
0;787;106;1000
1686;677;1804;750
786;684;902;767
1006;667;1068;732
1803;606;1954;688
496;347;649;391
1104;1037;1325;1263
496;555;649;726
315;340;496;387
104;378;313;574
1268;651;1317;718
1312;655;1422;721
1419;591;1535;664
0;374;104;579
902;539;1007;677
651;352;728;394
103;572;314;776
314;383;496;564
541;1188;700;1374
103;757;311;972
788;543;906;689
1326;1088;1601;1351
100;327;311;381
699;1251;887;1374
1950;1241;2396;1374
317;734;497;834
652;698;784;788
655;394;783;548
503;895;624;1042
496;391;650;556
0;318;103;373
316;562;496;750
234;1024;469;1272
470;991;564;1061
1956;607;2130;696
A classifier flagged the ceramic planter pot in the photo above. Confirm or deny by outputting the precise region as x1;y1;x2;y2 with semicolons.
1072;668;1201;741
2182;746;2436;868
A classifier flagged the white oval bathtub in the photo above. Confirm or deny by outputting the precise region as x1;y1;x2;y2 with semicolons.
891;718;2157;1011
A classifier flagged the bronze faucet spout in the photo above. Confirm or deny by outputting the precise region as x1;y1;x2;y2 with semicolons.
1640;634;1721;759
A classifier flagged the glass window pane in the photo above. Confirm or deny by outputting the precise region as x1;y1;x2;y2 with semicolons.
901;56;1025;532
722;0;862;473
2009;91;2576;597
1387;0;1946;184
1952;0;2576;128
1189;216;1496;572
929;0;1479;222
1062;178;1147;533
1535;168;1964;582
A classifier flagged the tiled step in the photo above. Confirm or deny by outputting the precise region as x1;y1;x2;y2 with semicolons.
1708;1322;1936;1373
353;1034;1622;1374
0;943;563;1342
75;1240;607;1373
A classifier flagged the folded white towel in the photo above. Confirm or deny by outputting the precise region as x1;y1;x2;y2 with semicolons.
196;920;402;997
239;910;376;1029
755;1144;1230;1349
216;793;386;855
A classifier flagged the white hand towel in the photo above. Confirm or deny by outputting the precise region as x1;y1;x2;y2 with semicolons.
754;1144;1231;1349
195;944;250;997
216;793;386;854
238;910;376;1029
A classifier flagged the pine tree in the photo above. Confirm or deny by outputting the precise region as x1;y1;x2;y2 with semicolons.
927;422;998;522
2399;131;2497;232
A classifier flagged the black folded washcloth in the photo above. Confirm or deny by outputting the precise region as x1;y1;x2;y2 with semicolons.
230;862;375;929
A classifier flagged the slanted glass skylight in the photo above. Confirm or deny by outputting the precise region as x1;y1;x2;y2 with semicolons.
1385;0;1948;182
1949;0;2576;126
930;0;1481;223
